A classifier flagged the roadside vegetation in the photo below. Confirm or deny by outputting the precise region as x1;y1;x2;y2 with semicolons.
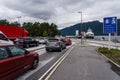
98;47;120;65
0;19;60;37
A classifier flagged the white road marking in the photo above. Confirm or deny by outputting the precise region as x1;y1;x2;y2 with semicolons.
35;48;46;56
26;45;45;51
39;44;75;80
15;43;74;80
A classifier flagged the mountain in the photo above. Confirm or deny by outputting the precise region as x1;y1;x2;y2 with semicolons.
60;19;120;36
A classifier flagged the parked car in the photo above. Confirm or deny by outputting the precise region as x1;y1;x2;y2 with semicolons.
38;37;47;44
65;38;72;45
0;31;14;44
45;38;66;52
0;44;39;80
14;37;39;48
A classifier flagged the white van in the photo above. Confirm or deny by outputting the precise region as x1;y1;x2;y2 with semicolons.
0;31;14;44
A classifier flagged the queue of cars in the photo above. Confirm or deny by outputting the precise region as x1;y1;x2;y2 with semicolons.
14;37;39;48
0;32;72;80
0;31;39;48
0;32;40;80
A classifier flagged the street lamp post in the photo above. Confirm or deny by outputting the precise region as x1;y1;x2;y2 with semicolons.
78;11;83;44
17;16;21;27
78;11;82;31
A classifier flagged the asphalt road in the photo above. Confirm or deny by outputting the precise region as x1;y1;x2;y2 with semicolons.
49;44;120;80
14;44;71;80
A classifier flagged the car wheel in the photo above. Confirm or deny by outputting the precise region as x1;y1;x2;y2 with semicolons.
31;59;39;69
63;45;66;49
64;46;66;49
46;49;49;52
46;49;51;52
59;47;62;52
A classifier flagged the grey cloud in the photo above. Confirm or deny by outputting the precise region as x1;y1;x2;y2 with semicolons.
0;0;120;28
2;0;54;20
1;0;100;21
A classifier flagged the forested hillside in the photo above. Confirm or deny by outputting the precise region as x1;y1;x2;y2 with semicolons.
60;19;120;36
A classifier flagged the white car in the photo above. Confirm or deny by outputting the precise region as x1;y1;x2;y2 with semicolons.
0;31;14;44
38;37;47;44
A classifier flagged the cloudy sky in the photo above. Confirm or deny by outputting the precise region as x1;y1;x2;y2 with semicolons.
0;0;120;29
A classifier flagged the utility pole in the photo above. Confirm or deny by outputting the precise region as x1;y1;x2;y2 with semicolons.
78;11;83;44
17;16;21;27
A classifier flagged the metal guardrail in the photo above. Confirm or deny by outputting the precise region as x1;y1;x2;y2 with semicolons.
86;40;120;49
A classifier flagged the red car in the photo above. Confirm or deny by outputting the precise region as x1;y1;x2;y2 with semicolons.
65;38;72;45
0;44;39;80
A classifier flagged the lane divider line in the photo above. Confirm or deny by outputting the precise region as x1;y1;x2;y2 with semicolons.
39;45;75;80
45;45;75;80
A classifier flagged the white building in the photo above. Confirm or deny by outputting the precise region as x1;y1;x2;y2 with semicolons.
86;28;94;38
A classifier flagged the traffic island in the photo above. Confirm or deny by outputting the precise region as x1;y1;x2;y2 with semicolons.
98;47;120;67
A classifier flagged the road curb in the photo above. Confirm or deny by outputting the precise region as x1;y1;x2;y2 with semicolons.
96;47;120;68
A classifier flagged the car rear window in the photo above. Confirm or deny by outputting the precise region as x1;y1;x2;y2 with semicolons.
18;38;32;41
47;42;56;46
25;38;32;40
48;39;58;42
0;47;8;60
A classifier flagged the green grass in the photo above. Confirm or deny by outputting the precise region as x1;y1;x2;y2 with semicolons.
98;47;120;65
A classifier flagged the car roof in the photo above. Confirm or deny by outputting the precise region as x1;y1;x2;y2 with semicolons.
19;37;31;38
0;43;14;46
18;37;32;39
48;38;58;40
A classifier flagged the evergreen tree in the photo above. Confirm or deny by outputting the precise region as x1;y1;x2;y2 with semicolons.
43;31;48;37
0;19;9;25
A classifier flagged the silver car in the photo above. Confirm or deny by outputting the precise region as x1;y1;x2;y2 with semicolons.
45;38;66;52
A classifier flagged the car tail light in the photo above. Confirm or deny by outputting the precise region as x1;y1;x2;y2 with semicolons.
56;42;60;45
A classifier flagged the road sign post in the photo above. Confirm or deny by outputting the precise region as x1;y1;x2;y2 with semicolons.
108;33;111;50
103;17;117;49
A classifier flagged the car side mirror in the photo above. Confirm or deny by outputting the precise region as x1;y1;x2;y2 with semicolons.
25;50;30;54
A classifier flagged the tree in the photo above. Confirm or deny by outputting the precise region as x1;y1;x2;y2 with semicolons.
43;31;48;37
10;21;20;27
40;22;50;36
22;22;33;36
22;22;59;37
0;19;9;25
50;23;60;36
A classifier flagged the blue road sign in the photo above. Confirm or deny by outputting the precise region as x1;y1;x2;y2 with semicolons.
103;17;117;34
